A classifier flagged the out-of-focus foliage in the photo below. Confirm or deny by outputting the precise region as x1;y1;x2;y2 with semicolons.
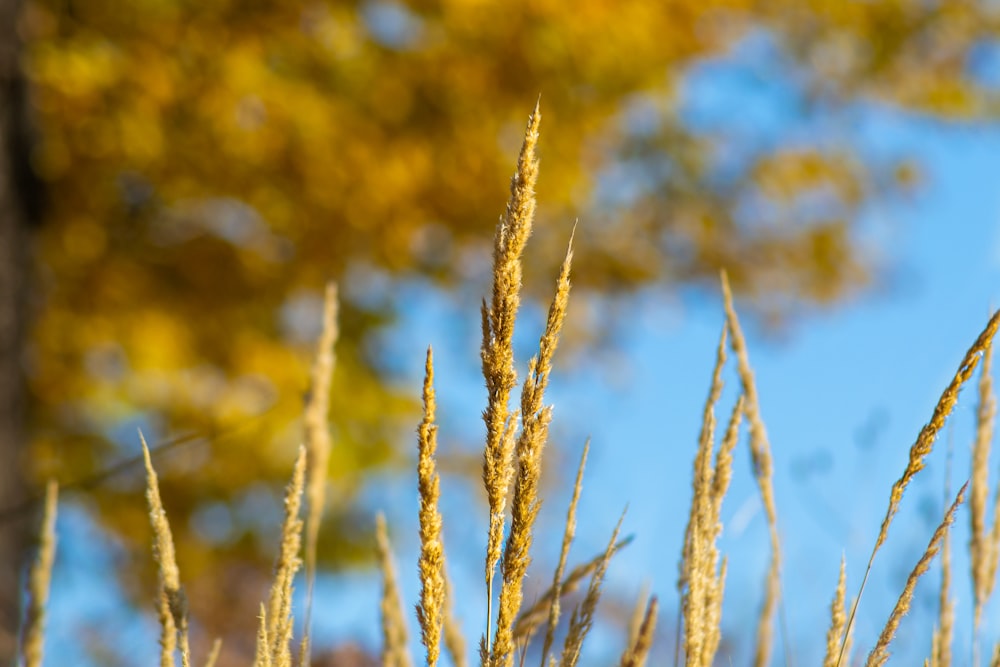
14;0;1000;655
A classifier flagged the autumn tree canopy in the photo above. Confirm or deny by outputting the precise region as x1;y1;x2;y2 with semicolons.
10;0;1000;658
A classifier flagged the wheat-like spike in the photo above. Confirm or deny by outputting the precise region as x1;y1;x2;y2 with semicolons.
754;563;781;667
492;231;573;667
877;309;999;552
681;406;732;667
624;585;650;658
713;395;744;519
987;479;1000;665
842;310;1000;667
703;557;727;667
265;446;307;667
682;409;717;664
20;480;58;667
719;274;777;526
376;513;413;667
142;432;191;667
156;586;177;667
678;325;728;667
823;557;848;667
866;482;967;667
559;511;626;667
699;399;742;667
538;440;590;666
620;595;658;667
203;639;222;667
303;282;338;666
973;343;997;637
511;536;634;643
297;636;310;667
416;347;447;667
928;626;941;663
678;325;727;597
443;570;469;667
933;475;955;667
479;635;489;667
254;604;273;667
720;272;784;667
482;100;541;656
991;642;1000;667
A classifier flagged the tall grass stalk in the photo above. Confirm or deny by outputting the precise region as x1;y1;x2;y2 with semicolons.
480;101;541;657
720;271;785;667
972;342;998;667
376;513;412;667
142;432;192;667
558;511;626;667
19;480;57;667
866;482;967;667
822;557;849;667
262;446;306;667
416;347;446;667
620;593;658;667
302;281;338;666
840;309;1000;667
538;440;589;667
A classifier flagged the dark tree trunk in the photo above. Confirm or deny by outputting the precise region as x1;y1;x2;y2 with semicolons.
0;0;42;657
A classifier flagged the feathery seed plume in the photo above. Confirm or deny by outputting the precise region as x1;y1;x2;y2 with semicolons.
416;347;446;667
720;272;784;667
481;100;541;654
265;446;306;667
866;482;967;667
843;309;1000;666
823;557;848;667
376;513;413;667
539;440;589;667
253;604;273;667
142;432;191;667
20;480;58;667
303;282;339;665
203;639;222;667
442;571;468;667
972;343;997;637
559;511;626;667
491;231;573;667
512;536;633;643
620;594;658;667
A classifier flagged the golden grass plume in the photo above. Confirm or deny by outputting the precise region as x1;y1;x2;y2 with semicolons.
302;281;339;663
866;482;967;667
538;439;590;666
620;593;658;667
822;557;848;667
19;480;58;667
142;432;192;667
376;512;413;667
416;346;446;667
559;511;626;667
842;308;1000;666
972;342;997;635
491;231;573;667
720;272;783;667
480;103;541;653
263;445;306;667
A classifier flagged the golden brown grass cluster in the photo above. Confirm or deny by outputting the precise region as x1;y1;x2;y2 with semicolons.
14;103;1000;667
